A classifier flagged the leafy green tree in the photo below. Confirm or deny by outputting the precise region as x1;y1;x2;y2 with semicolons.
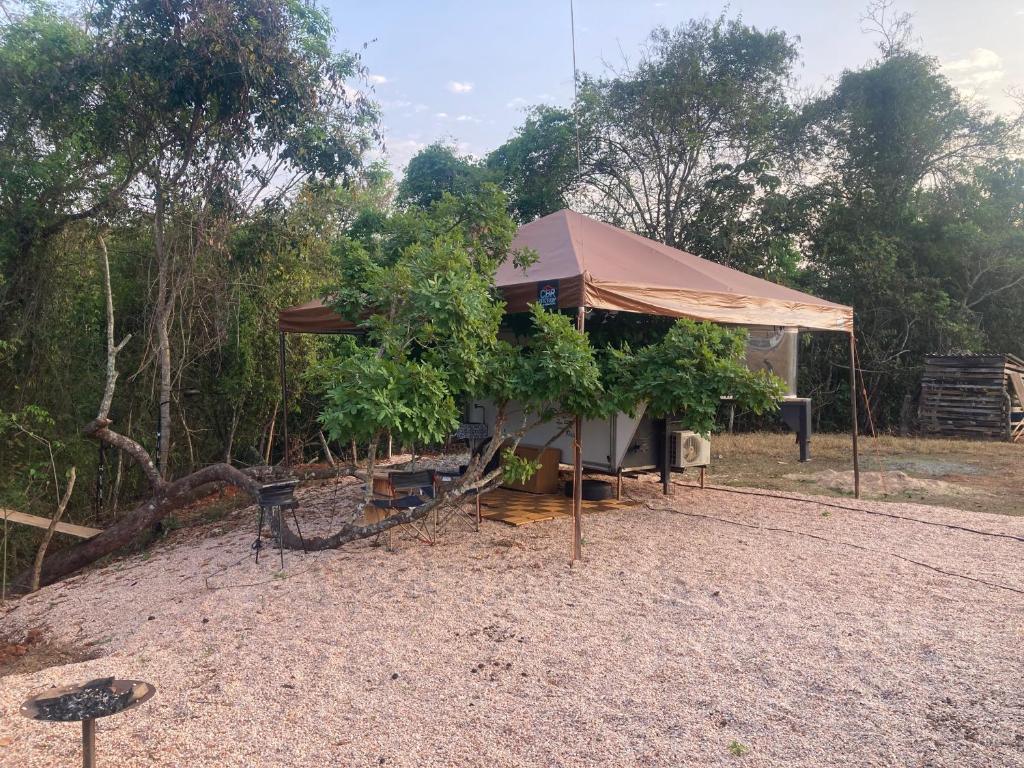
604;320;786;436
577;16;807;277
86;0;377;474
801;49;1022;426
396;142;493;209
490;16;810;277
486;106;582;222
285;191;783;552
0;6;125;264
926;161;1024;345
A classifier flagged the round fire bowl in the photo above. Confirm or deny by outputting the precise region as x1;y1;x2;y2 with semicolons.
21;678;156;723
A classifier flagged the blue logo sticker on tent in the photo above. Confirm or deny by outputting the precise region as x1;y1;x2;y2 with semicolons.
537;280;559;310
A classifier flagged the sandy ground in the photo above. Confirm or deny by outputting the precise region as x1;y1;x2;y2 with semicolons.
1;476;1023;768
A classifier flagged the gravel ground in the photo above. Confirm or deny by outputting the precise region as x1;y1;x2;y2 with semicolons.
1;475;1022;767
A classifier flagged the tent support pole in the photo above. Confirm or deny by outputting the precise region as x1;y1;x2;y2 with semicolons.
849;330;860;499
572;306;585;564
661;418;671;496
279;331;290;469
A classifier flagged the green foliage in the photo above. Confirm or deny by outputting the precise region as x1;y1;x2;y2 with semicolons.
807;52;1010;208
594;16;803;273
499;450;540;486
482;305;606;420
313;197;782;457
313;187;517;446
728;740;750;757
800;49;1023;427
0;0;384;578
2;0;1024;582
88;0;377;181
513;14;809;278
604;320;786;435
0;5;116;264
486;106;580;222
396;142;494;210
315;340;459;446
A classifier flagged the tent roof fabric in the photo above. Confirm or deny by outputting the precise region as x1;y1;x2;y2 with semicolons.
276;298;355;334
278;209;853;333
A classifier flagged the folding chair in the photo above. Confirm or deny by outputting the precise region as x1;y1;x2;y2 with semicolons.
368;469;437;548
432;468;481;538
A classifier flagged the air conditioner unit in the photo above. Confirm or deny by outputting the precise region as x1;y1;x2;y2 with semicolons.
669;430;711;469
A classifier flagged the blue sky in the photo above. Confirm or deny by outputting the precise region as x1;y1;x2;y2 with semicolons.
327;1;1024;174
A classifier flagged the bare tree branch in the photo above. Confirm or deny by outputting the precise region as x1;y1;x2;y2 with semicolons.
30;467;76;592
97;235;131;421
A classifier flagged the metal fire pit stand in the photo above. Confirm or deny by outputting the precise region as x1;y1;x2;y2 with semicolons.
20;678;155;768
255;479;306;568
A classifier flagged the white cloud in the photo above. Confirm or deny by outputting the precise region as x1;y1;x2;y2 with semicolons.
944;47;1001;73
386;137;427;170
447;80;474;94
435;112;449;119
506;96;528;109
368;74;390;85
413;103;429;113
455;114;481;123
942;48;1007;100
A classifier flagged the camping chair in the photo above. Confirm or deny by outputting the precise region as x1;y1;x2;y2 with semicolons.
368;469;437;548
432;467;482;538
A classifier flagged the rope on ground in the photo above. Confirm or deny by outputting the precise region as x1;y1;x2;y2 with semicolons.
634;488;1024;596
670;480;1024;544
641;499;1024;596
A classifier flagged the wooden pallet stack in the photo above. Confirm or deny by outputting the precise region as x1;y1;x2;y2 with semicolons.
918;354;1024;441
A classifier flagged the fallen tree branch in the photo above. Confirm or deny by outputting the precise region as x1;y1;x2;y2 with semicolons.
268;410;530;552
83;417;162;492
16;463;260;590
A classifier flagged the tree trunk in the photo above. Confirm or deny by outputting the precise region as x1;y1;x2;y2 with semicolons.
153;179;173;479
16;463;259;591
30;468;77;592
264;404;278;465
224;406;241;465
318;431;336;467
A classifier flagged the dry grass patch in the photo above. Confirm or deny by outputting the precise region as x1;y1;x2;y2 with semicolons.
707;432;1023;515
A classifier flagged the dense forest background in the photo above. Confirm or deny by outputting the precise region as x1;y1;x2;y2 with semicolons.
1;0;1022;570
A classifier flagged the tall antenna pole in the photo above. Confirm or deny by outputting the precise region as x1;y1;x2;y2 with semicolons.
570;0;583;176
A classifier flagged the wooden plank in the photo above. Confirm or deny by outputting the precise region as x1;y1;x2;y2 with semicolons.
0;508;101;539
1009;373;1024;442
918;354;1020;441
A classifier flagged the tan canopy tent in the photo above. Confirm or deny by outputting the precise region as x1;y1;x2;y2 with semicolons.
497;210;852;331
278;209;860;561
279;209;853;333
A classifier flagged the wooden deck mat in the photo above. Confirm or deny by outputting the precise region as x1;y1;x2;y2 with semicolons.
480;488;629;527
